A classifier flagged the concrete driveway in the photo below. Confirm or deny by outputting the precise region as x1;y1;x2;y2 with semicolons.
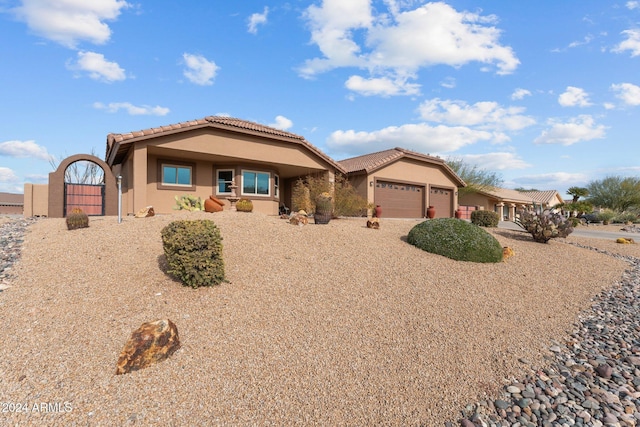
498;221;637;241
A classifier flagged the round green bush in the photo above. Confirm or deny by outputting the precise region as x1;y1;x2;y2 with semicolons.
470;210;500;227
161;219;225;288
407;218;503;263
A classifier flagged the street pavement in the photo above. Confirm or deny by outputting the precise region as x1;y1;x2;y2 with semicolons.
498;221;636;241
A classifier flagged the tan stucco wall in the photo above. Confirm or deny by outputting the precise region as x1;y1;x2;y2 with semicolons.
23;184;49;217
147;129;330;170
459;193;496;211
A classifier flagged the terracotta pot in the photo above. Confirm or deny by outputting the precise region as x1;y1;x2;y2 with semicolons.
427;206;436;219
374;205;382;218
204;196;223;213
455;209;461;219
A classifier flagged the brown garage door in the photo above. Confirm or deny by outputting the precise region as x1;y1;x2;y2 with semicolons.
429;187;453;218
375;181;424;218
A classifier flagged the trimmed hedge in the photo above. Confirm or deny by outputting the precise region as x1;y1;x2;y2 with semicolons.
407;218;503;263
470;210;500;227
161;219;225;288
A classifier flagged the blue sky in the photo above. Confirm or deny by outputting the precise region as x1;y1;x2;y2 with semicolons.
1;1;639;198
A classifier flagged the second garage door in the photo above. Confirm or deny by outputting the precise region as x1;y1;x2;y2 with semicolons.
375;181;424;218
429;187;453;218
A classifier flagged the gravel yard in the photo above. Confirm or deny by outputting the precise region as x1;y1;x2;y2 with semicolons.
0;212;639;425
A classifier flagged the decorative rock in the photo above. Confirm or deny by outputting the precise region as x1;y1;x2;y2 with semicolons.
135;206;155;218
289;212;309;226
502;246;514;260
115;319;181;375
596;364;614;379
366;217;380;229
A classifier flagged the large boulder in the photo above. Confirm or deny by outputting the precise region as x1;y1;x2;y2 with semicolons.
135;206;155;218
116;319;181;375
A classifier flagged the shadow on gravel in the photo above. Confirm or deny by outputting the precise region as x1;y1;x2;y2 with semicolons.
156;254;182;284
493;229;534;242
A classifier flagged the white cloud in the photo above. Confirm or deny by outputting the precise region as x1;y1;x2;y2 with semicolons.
327;123;493;155
627;1;640;10
440;77;456;89
93;102;170;116
0;140;52;161
69;51;126;82
512;172;589;188
534;115;606;145
613;29;640;57
511;88;531;100
268;115;293;130
300;1;518;95
248;7;269;34
611;82;640;106
558;86;592;107
13;0;129;48
0;167;19;183
182;53;219;86
418;98;535;131
452;152;531;171
345;75;420;96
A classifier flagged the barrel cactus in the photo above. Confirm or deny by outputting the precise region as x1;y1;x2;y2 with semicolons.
66;207;89;230
236;198;253;212
314;192;333;224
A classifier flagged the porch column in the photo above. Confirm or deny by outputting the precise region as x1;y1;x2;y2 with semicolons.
132;144;148;214
509;203;516;221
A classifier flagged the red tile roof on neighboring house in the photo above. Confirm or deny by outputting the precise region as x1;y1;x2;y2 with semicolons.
474;188;562;206
338;147;466;187
106;116;345;173
519;190;562;206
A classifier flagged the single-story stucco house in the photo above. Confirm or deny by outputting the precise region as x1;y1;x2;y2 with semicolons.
459;187;564;221
0;192;24;215
105;116;346;216
338;147;466;218
25;116;469;218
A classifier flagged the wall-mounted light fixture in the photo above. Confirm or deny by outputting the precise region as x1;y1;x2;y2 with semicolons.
369;181;374;187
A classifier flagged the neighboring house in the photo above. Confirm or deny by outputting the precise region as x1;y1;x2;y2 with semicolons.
105;116;346;216
338;147;466;218
0;192;24;215
459;187;563;220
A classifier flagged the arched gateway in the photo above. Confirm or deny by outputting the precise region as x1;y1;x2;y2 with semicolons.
48;154;118;218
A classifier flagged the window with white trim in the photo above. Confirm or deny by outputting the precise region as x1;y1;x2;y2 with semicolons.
216;169;234;194
162;164;192;186
242;170;270;196
274;174;279;199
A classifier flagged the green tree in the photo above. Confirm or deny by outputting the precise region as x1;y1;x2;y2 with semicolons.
446;158;503;196
514;187;539;192
566;186;589;203
586;176;640;212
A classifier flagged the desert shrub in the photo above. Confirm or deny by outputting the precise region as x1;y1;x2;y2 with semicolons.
612;212;639;224
333;174;369;217
161;219;225;288
568;217;581;227
174;195;203;211
235;198;253;212
292;175;331;213
470;210;500;227
66;208;89;230
596;209;616;224
515;210;573;243
314;192;333;224
407;218;503;263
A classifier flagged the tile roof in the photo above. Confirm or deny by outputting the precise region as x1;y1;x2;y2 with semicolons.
338;147;466;187
475;188;562;205
519;190;562;205
106;116;344;172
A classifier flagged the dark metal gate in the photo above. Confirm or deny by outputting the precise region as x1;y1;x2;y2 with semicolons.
64;183;105;216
